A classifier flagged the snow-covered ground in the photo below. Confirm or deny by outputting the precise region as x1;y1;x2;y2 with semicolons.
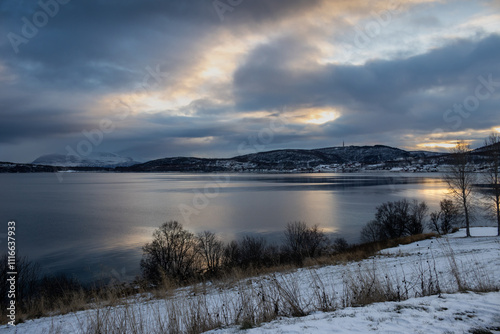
210;292;500;334
211;227;499;334
2;227;499;334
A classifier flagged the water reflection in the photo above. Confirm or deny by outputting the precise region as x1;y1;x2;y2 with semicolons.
0;172;447;282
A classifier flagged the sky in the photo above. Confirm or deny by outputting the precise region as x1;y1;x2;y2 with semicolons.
0;0;499;163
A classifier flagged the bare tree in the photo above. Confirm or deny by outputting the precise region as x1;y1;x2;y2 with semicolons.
376;200;410;239
239;235;268;268
361;199;428;242
283;221;308;261
283;222;327;264
332;237;349;253
428;199;461;235
223;240;241;268
483;133;500;236
444;141;476;237
141;221;199;283
408;200;428;235
197;231;224;276
360;220;383;243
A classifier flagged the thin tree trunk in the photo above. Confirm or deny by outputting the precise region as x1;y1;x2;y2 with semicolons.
494;158;500;236
497;195;500;236
463;196;470;237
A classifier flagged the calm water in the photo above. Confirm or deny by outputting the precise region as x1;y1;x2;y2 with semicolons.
0;172;448;282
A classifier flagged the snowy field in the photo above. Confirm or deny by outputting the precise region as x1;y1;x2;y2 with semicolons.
209;292;500;334
2;227;499;334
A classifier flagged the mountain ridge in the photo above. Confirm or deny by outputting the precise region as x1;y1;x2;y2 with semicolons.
2;144;493;173
120;145;443;172
32;152;141;168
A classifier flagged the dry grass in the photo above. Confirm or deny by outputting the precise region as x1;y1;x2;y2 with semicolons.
1;233;438;326
72;231;499;334
73;246;498;334
304;233;438;267
5;231;499;334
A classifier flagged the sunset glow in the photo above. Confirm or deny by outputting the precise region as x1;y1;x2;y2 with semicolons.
418;142;460;149
306;111;339;125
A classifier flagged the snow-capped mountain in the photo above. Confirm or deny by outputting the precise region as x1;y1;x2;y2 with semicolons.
32;152;141;168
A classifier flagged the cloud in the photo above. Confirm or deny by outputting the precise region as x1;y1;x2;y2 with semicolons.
234;33;500;135
0;0;499;162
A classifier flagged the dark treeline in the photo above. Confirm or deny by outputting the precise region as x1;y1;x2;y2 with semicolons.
140;221;339;285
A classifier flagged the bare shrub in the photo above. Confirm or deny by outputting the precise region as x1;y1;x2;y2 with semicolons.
271;274;308;317
309;269;336;312
412;252;441;297
341;261;399;307
223;240;241;269
239;235;271;268
428;199;461;235
141;221;199;284
408;200;428;235
283;221;327;265
360;199;428;242
332;237;349;253
360;220;383;243
197;231;224;277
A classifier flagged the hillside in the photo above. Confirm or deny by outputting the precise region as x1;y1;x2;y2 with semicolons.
2;143;496;173
32;152;140;168
120;145;439;172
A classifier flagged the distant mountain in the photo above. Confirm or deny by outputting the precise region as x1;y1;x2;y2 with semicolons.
0;162;59;173
472;142;500;156
2;145;459;173
233;145;410;167
0;161;117;173
32;152;141;168
408;151;444;158
120;145;439;172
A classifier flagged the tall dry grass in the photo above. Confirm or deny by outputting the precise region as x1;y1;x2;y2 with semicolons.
68;233;498;334
6;232;498;334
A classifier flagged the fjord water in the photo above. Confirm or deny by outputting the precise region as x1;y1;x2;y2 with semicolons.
0;172;447;283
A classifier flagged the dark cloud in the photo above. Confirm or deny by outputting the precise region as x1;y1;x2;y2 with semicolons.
0;0;499;162
1;1;211;92
234;33;500;132
1;0;324;93
0;108;91;144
